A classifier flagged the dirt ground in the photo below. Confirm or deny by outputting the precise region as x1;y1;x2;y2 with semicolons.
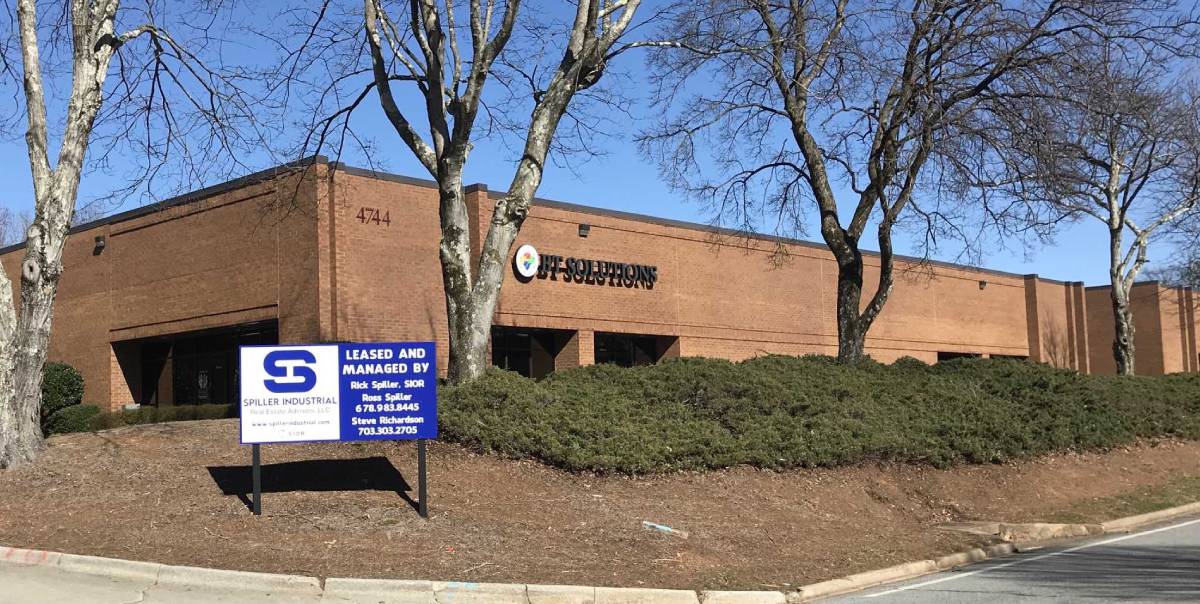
0;420;1197;590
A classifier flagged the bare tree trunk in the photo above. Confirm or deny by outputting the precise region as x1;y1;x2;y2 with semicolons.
437;168;496;384
834;253;867;363
0;181;79;467
1107;217;1139;376
830;223;895;364
3;211;69;465
1110;287;1136;375
0;274;19;466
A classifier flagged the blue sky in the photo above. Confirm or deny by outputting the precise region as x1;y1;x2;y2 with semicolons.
0;1;1187;286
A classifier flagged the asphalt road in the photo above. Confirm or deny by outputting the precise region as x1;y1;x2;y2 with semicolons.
827;516;1200;603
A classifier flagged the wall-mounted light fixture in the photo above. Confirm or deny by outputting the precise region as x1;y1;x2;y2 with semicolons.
578;223;591;238
978;280;988;290
93;235;106;255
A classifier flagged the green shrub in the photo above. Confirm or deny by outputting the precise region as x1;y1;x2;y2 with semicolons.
438;356;1200;475
41;362;84;421
44;404;101;435
87;404;237;431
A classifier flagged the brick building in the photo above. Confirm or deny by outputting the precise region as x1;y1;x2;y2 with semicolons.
4;158;1197;410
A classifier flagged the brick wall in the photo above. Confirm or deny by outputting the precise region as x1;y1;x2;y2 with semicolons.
323;171;452;374
3;160;1197;409
1024;277;1089;371
0;166;324;410
1084;282;1174;375
485;190;1031;364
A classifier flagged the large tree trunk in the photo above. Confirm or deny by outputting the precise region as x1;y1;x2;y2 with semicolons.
445;313;491;383
0;274;21;468
835;252;868;363
1107;223;1136;377
829;222;897;365
1110;282;1136;376
436;169;489;385
0;184;74;467
2;227;64;466
437;165;537;385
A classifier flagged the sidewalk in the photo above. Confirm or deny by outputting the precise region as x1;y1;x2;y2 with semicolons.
0;561;321;603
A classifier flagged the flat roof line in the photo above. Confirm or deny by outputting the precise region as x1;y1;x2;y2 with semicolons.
1086;281;1161;291
2;157;1161;291
0;156;328;257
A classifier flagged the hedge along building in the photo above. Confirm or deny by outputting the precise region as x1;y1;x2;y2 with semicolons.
3;158;1197;411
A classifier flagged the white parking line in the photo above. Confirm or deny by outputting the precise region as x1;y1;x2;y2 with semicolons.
864;517;1200;598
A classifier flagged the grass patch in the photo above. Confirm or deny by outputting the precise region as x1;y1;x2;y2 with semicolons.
439;355;1200;474
1048;474;1200;524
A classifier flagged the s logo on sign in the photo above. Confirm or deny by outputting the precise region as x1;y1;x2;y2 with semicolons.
263;350;318;393
514;244;540;279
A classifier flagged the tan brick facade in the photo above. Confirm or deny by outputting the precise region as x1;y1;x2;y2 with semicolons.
3;159;1196;409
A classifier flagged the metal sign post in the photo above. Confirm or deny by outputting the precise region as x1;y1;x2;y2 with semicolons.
417;439;428;518
248;441;426;518
251;444;262;515
239;342;437;519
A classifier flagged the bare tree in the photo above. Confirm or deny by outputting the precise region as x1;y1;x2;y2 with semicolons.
1146;258;1200;289
0;208;32;247
972;30;1200;375
641;0;1181;364
275;1;644;383
0;0;266;468
1150;215;1200;289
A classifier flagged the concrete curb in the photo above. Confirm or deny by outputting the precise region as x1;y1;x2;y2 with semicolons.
701;590;786;604
595;587;698;604
785;543;1016;603
324;577;437;602
57;553;162;583
996;522;1103;542
792;560;939;602
156;562;321;594
2;500;1197;603
527;583;598;604
1100;501;1200;533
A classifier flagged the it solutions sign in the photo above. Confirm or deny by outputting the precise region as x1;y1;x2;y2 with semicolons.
239;342;437;444
514;243;658;288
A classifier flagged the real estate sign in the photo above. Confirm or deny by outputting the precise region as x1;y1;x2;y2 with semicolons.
239;342;437;444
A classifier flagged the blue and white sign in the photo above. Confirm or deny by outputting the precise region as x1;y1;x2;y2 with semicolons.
239;342;437;444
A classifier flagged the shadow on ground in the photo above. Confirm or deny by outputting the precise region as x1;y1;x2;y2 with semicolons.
206;456;416;512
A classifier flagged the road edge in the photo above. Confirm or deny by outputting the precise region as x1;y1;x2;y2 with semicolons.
1;500;1198;603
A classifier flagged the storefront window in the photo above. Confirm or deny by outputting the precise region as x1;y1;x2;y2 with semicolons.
124;321;278;406
491;327;566;378
594;332;660;367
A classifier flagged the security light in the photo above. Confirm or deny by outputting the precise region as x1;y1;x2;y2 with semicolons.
978;280;988;290
578;223;591;237
93;235;106;255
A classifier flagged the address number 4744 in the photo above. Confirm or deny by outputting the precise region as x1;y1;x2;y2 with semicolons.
356;207;391;226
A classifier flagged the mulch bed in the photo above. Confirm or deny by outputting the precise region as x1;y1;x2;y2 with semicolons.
0;419;1196;590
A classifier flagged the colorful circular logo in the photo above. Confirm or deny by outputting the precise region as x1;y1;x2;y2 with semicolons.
514;244;540;278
